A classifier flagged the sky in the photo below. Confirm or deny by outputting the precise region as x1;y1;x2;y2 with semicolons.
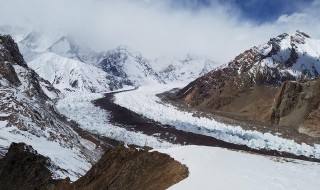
0;0;319;63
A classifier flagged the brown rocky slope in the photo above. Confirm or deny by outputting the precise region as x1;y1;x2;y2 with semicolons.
0;143;188;190
175;31;320;137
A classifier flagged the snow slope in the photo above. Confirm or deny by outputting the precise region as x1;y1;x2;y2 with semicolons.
114;84;320;158
157;55;218;83
28;53;110;92
160;145;320;190
0;125;93;181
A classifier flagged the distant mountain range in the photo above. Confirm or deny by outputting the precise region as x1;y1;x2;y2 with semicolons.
3;28;218;93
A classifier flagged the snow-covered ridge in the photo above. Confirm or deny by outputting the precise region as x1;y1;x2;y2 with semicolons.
28;52;110;92
253;30;320;79
48;36;102;65
0;34;97;180
114;84;320;159
11;28;219;93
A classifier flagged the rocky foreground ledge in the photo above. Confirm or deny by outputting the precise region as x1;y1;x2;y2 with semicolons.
0;143;188;190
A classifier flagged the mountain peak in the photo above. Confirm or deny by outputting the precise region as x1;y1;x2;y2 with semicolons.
48;36;75;54
48;36;100;64
294;30;310;39
19;30;42;50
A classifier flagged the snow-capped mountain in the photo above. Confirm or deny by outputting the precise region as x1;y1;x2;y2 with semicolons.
19;30;43;51
28;53;111;92
48;36;102;65
97;46;163;88
176;31;320;136
0;35;98;180
2;26;219;92
253;30;320;80
158;55;218;83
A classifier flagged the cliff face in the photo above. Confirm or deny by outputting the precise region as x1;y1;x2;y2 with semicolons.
291;79;320;137
0;143;188;190
175;31;320;137
0;143;71;190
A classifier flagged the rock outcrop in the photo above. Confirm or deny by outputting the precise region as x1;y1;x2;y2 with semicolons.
0;143;71;190
0;143;188;190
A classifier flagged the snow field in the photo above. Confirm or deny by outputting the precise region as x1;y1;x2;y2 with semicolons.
159;145;320;190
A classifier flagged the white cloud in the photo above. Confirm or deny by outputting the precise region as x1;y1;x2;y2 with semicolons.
0;0;319;63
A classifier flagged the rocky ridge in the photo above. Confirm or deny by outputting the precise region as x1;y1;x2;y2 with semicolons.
0;143;188;190
0;34;99;179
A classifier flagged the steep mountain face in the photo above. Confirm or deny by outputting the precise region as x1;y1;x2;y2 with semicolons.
176;31;320;136
0;35;98;179
269;78;320;137
98;46;163;89
28;53;111;92
17;33;111;93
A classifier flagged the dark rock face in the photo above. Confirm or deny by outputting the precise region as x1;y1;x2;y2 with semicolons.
0;60;21;86
268;81;304;125
0;143;188;190
0;35;27;68
74;144;188;190
0;34;52;100
0;143;70;190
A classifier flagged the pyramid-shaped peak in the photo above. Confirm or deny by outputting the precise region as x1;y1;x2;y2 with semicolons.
49;36;74;49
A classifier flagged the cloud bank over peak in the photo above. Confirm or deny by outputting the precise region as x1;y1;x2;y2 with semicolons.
0;0;319;63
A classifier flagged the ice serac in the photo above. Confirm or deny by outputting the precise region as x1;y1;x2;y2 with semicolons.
176;31;320;136
0;34;98;180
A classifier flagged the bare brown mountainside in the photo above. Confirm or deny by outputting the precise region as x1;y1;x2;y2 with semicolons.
176;31;320;137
